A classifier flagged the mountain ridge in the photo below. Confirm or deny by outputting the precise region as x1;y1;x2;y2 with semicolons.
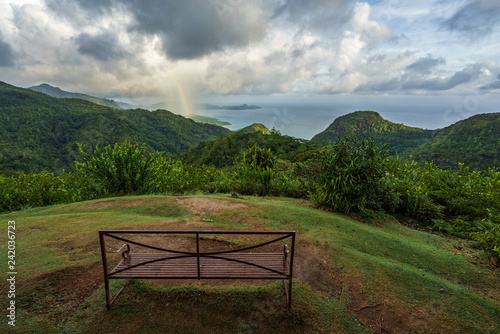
407;112;500;170
0;81;230;173
29;83;122;109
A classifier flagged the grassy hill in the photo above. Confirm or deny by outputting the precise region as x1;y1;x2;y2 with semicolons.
1;195;498;333
29;83;121;108
0;81;230;174
408;112;500;171
311;111;436;155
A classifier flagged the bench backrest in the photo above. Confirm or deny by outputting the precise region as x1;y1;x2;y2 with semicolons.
99;230;296;279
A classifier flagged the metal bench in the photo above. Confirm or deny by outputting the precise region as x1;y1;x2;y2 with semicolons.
98;230;296;310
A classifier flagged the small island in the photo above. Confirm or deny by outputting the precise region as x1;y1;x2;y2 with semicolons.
199;103;262;110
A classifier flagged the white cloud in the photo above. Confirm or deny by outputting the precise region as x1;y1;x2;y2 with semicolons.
0;0;498;99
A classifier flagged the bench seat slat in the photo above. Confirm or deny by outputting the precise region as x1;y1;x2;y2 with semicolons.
109;253;288;279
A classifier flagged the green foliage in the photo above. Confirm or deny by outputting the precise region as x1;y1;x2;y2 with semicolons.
149;159;232;195
180;131;318;168
0;169;97;212
310;134;392;213
232;146;275;196
470;214;500;257
385;159;445;221
387;158;500;223
230;146;306;197
386;157;500;256
76;140;162;196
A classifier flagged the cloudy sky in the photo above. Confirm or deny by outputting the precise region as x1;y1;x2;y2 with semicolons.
1;0;500;130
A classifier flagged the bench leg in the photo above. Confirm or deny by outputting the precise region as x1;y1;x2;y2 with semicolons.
283;278;292;310
108;283;126;309
104;277;111;310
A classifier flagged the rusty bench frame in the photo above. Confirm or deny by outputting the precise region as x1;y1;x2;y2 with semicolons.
99;230;296;310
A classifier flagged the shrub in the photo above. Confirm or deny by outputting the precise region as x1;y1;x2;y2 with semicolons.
470;213;500;257
386;159;444;222
310;134;392;213
0;171;85;212
232;146;277;196
76;140;162;196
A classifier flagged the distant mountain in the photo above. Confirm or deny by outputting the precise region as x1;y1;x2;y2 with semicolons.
311;110;436;154
198;103;262;110
0;81;230;174
147;102;170;110
237;123;271;134
115;101;143;109
408;112;500;171
29;83;121;109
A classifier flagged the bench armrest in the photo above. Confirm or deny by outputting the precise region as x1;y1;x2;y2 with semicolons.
284;245;290;260
117;243;130;259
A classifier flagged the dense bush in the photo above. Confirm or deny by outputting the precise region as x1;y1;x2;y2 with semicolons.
309;134;394;213
386;159;445;221
0;170;98;212
386;158;500;222
76;140;162;196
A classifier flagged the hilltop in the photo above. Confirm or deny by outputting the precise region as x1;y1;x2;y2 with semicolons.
408;112;500;170
0;81;230;173
237;123;272;134
311;110;436;155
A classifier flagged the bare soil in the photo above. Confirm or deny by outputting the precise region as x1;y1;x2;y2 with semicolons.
175;196;255;214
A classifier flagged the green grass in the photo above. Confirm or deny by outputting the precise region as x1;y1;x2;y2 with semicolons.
1;195;499;333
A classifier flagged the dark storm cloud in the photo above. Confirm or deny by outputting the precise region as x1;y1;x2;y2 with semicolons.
402;64;482;91
46;0;267;60
480;81;500;89
273;0;353;33
406;55;445;73
124;0;266;60
480;74;500;90
356;64;483;92
74;31;128;62
0;33;15;67
442;0;500;38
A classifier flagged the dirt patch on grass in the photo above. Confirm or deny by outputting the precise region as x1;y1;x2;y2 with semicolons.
175;196;254;215
86;199;118;209
294;243;336;296
125;219;220;231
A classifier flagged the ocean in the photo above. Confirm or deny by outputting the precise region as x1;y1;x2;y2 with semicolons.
194;94;500;140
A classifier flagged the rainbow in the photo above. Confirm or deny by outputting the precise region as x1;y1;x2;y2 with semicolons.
171;74;194;118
